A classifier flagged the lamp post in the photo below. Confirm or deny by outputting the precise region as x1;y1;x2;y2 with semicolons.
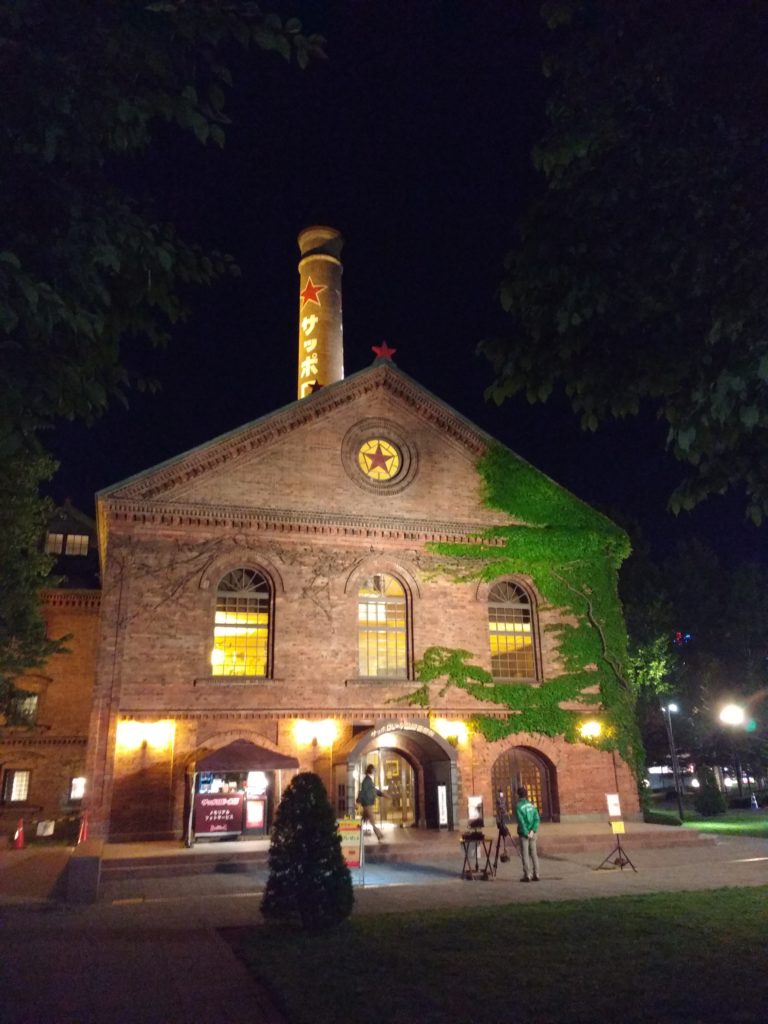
661;703;685;821
719;703;746;797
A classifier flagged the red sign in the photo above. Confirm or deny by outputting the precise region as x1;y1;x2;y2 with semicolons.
194;793;243;835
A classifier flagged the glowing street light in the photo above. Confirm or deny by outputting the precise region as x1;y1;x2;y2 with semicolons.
719;704;746;727
719;703;747;796
661;703;684;821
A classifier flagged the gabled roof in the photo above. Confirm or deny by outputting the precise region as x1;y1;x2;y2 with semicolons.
97;357;492;502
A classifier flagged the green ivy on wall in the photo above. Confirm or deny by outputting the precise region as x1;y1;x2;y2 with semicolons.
400;444;645;779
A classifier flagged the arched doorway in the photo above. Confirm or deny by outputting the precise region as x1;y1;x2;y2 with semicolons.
491;745;559;822
338;723;458;830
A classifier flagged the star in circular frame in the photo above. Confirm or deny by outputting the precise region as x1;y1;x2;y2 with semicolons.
358;438;401;481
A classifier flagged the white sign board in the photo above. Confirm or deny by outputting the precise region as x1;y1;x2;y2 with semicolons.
606;793;622;818
437;784;448;827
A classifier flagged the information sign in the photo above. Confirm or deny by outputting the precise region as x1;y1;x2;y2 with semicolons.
337;818;363;869
194;793;243;836
606;793;622;818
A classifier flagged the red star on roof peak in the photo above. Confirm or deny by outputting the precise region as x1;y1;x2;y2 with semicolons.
372;340;397;360
309;380;323;393
300;277;326;308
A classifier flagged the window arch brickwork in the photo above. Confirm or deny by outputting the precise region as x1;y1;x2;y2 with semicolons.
211;568;272;677
487;580;538;681
358;572;409;678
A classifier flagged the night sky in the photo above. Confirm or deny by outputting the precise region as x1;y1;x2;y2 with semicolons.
48;1;764;565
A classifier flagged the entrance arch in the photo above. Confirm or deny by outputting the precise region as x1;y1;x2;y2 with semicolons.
491;745;559;822
340;723;458;830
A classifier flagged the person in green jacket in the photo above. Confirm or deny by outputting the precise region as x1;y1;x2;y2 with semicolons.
515;785;541;881
357;764;384;841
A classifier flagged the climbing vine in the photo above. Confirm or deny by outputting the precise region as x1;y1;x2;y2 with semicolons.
401;444;645;779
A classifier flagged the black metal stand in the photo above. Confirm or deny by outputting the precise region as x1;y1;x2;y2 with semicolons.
493;826;514;873
597;833;637;872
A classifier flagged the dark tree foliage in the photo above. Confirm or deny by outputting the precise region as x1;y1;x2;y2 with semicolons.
0;451;67;711
0;1;323;686
620;538;768;780
262;772;353;931
0;1;323;452
484;0;768;522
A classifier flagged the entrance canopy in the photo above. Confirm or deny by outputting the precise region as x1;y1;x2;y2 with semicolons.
196;739;299;773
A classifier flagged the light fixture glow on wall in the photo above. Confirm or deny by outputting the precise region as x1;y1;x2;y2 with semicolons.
293;719;338;747
116;719;176;752
431;718;469;745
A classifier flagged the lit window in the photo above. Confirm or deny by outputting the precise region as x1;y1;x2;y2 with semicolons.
211;569;270;677
8;693;38;726
358;573;407;678
69;777;86;802
45;533;63;554
488;581;536;679
65;534;89;556
3;769;30;803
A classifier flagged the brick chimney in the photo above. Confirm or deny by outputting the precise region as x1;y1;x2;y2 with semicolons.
297;226;344;399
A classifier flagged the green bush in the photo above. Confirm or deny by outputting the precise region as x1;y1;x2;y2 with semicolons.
693;768;727;817
643;808;682;826
261;771;354;931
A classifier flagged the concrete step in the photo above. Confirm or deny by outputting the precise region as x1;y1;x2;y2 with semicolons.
100;825;714;880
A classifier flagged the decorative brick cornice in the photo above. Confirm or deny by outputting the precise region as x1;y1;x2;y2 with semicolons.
0;735;88;747
102;500;509;545
113;707;511;720
40;590;101;611
105;362;492;503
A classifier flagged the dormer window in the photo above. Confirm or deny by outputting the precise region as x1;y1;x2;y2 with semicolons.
45;533;64;554
65;534;89;556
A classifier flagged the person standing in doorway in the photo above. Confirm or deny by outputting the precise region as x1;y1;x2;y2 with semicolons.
515;785;541;881
357;764;384;841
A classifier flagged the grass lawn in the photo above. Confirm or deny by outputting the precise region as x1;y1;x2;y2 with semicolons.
229;888;768;1024
683;809;768;839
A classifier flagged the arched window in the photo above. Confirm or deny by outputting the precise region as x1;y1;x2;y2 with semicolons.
358;573;407;678
211;568;271;677
488;581;536;680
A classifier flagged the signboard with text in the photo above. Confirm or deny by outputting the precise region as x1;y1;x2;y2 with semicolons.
337;818;364;869
194;793;244;836
606;793;622;818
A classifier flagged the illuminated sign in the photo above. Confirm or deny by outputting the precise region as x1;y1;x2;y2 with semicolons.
337;818;363;869
299;279;324;397
194;793;243;836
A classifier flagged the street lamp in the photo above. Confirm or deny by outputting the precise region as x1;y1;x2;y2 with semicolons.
661;703;685;821
719;703;746;797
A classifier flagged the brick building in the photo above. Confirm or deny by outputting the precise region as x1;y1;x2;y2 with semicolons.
3;227;639;843
1;503;99;838
78;226;639;842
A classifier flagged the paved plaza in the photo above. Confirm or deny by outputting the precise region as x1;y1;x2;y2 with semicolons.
1;825;766;1023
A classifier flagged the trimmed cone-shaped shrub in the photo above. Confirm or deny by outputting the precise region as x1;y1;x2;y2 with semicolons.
261;771;353;930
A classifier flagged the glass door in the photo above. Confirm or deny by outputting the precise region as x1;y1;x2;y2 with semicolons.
379;752;415;827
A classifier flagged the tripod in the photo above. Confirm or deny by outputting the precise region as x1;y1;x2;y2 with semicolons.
493;823;515;874
596;832;637;872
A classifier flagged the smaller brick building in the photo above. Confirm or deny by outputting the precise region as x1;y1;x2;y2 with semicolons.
0;504;99;838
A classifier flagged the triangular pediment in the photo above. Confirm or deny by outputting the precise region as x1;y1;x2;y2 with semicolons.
101;360;500;512
98;360;610;540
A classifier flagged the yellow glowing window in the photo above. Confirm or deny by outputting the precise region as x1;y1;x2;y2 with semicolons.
211;569;270;677
358;573;407;677
488;581;536;679
358;438;401;481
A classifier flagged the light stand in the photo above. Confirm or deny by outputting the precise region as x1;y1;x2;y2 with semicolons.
662;703;685;821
